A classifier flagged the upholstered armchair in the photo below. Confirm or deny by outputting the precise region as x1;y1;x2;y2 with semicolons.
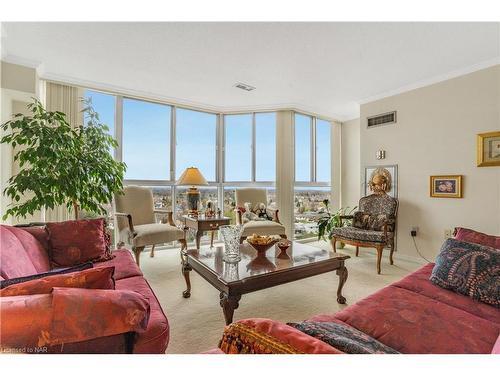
234;188;287;242
114;186;186;266
331;193;398;274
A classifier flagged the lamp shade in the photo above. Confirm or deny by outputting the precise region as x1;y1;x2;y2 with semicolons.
176;167;208;186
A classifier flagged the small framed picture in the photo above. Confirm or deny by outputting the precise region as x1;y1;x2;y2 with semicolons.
477;131;500;167
430;175;463;198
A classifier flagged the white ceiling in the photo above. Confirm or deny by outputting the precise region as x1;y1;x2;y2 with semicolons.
2;22;499;121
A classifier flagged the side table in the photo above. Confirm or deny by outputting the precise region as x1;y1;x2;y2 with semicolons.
182;215;231;249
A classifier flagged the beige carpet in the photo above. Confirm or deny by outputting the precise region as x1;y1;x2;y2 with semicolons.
139;242;423;354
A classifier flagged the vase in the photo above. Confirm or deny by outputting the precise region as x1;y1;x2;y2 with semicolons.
220;225;244;263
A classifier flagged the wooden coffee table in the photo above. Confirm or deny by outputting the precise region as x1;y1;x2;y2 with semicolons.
181;241;350;325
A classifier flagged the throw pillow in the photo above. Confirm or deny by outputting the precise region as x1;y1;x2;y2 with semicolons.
0;262;93;289
454;227;500;250
353;211;394;232
0;266;115;297
287;321;400;354
46;218;114;267
430;238;500;307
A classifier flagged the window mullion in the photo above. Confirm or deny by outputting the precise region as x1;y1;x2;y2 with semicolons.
115;96;123;162
252;112;256;182
311;116;316;183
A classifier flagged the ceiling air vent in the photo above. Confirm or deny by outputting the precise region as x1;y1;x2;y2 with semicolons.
367;111;397;128
234;82;256;92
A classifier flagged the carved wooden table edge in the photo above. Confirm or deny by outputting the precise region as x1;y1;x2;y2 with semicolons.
180;249;350;325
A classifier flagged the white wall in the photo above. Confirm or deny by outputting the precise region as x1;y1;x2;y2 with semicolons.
341;118;360;209
360;65;500;260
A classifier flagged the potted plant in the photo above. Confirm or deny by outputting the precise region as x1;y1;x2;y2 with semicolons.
1;98;126;221
317;199;356;249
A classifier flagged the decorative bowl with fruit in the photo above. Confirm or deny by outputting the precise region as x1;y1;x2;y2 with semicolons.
246;234;279;255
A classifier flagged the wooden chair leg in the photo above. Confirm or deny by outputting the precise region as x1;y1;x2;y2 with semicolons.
331;237;337;253
355;246;359;257
132;246;145;267
376;245;383;274
389;241;395;265
150;244;155;258
179;238;187;250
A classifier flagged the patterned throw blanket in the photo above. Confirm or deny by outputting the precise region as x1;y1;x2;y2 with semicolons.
287;321;400;354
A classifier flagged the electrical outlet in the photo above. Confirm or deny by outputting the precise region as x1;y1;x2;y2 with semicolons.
444;229;453;239
410;226;418;237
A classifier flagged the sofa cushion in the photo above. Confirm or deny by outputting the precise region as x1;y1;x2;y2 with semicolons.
430;238;500;307
454;227;500;249
47;218;113;267
393;263;500;325
121;223;184;248
288;320;399;354
1;225;50;279
241;220;285;237
0;266;115;297
492;334;500;354
94;249;143;280
0;262;93;289
313;285;499;353
331;226;393;243
115;276;169;353
220;318;342;354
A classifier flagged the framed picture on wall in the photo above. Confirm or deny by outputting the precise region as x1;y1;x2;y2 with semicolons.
363;165;398;198
477;131;500;167
430;175;463;198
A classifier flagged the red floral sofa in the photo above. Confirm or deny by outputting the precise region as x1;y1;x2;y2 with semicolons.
0;224;169;354
215;263;500;354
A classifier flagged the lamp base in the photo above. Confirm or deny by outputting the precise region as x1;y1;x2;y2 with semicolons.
187;187;200;217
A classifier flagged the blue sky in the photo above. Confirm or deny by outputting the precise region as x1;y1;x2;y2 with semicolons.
86;90;329;183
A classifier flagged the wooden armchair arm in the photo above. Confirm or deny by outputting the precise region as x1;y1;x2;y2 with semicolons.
153;209;175;226
115;212;135;235
267;208;281;224
234;208;243;225
339;215;354;226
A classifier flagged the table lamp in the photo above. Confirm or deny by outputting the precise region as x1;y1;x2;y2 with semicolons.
176;167;208;216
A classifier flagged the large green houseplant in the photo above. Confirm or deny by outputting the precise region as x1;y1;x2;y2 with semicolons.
1;98;126;220
317;199;356;249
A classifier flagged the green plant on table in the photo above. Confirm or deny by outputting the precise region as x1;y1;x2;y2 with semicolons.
1;98;126;220
317;199;357;245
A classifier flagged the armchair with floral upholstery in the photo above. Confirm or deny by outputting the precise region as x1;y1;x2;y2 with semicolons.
331;193;398;274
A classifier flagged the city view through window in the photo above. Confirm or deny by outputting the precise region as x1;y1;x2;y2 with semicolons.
85;90;332;243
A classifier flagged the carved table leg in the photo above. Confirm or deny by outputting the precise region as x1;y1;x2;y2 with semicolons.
181;253;192;298
219;292;241;325
210;230;215;248
336;264;348;304
196;230;203;249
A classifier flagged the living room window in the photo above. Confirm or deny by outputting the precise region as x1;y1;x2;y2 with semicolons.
175;108;217;182
294;112;332;240
122;98;171;181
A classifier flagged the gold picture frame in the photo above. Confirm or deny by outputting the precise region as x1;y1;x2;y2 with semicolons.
430;175;463;198
477;131;500;167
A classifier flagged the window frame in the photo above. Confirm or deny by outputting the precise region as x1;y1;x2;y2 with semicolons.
222;112;276;185
293;111;331;187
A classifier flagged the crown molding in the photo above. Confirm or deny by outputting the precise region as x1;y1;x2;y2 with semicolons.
35;69;344;122
358;57;500;105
